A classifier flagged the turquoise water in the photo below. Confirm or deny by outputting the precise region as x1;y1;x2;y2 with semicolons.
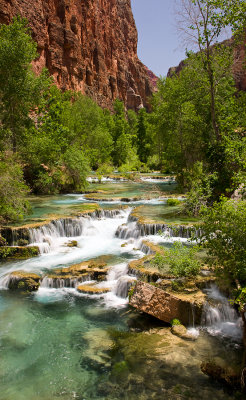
19;180;178;225
0;181;243;400
0;290;127;400
0;289;241;400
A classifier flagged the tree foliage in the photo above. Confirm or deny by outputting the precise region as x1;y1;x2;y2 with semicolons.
201;198;246;284
151;242;201;277
0;155;30;222
0;17;50;153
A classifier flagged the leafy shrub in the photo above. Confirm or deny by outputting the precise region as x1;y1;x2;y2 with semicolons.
167;242;201;277
171;319;181;326
151;252;170;274
182;162;217;216
151;243;200;278
166;198;182;207
201;198;246;284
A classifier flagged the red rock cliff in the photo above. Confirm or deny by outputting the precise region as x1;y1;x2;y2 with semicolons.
0;0;156;110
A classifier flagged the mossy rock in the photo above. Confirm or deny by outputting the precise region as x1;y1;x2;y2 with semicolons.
77;284;110;294
0;246;39;260
8;271;41;292
17;239;29;246
171;325;196;340
65;240;78;247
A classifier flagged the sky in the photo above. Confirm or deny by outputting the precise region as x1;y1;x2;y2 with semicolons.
131;0;188;77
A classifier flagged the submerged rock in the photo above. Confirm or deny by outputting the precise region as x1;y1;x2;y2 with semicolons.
201;362;241;388
7;271;41;292
129;281;204;325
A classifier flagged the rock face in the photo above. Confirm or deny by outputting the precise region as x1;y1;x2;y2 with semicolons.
129;281;204;325
0;0;156;110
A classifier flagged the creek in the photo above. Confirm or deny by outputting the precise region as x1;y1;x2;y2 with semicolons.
0;177;243;399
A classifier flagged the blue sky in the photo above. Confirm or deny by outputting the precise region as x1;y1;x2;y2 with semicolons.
131;0;187;77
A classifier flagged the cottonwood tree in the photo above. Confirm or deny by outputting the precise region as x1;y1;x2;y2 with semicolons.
0;17;50;153
176;0;245;142
176;0;230;141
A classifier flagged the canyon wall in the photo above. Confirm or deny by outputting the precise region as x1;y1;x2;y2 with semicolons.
0;0;156;110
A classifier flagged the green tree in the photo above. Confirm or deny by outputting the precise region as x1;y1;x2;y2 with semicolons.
137;108;152;164
201;198;246;375
0;17;50;153
0;155;30;223
62;94;113;169
63;146;90;190
201;198;246;284
177;0;245;141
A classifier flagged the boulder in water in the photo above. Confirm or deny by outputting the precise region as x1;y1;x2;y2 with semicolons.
129;281;204;325
171;324;196;340
8;271;41;292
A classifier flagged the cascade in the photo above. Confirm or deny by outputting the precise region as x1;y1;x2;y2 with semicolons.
202;285;242;340
28;209;126;254
40;274;92;289
114;275;136;298
115;220;200;239
106;263;136;299
1;209;124;247
0;274;12;290
139;241;155;255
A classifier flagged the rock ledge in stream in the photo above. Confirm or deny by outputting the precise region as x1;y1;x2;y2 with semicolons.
129;281;204;325
77;284;110;294
8;271;41;291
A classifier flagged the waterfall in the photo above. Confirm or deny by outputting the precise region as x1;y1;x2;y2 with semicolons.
40;274;92;289
139;241;155;255
114;275;136;298
202;285;242;340
0;274;12;290
104;263;137;300
28;209;126;254
115;220;198;239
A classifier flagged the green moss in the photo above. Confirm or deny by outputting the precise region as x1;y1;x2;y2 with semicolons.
111;361;129;379
128;282;136;301
0;246;39;260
